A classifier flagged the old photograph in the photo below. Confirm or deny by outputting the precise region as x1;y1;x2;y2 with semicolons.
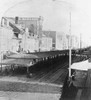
0;0;91;100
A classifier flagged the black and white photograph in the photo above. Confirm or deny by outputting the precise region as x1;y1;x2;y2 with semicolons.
0;0;91;100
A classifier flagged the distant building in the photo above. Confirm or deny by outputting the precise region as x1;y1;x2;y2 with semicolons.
71;35;80;49
0;17;23;53
17;16;43;37
1;16;44;52
42;31;70;50
1;16;43;38
0;27;13;52
40;36;52;51
0;26;15;61
42;30;56;50
56;32;68;50
1;16;82;52
21;32;39;52
1;17;23;38
9;38;21;52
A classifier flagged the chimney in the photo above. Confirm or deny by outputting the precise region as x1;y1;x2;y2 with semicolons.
15;16;19;24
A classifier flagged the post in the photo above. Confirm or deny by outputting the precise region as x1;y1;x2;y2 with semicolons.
38;17;41;52
80;33;82;60
69;12;71;78
1;52;3;73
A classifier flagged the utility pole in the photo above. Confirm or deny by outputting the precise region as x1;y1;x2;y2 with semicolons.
80;33;82;60
69;12;71;78
80;33;82;49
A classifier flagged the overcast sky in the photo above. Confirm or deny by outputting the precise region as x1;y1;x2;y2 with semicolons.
0;0;91;45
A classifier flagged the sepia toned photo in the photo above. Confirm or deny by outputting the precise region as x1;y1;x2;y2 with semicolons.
0;0;91;100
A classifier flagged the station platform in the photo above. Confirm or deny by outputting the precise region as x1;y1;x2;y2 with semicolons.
0;76;62;94
0;91;60;100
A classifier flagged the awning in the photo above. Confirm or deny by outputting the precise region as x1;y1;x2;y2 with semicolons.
0;59;33;66
30;50;66;58
1;50;68;66
71;60;91;71
7;53;39;59
7;51;65;59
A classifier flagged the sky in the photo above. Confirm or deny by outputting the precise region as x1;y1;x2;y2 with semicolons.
0;0;91;45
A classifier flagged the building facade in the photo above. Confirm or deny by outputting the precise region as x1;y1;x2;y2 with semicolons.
40;36;52;51
71;35;80;49
42;30;56;50
0;27;14;52
15;16;43;38
55;32;68;50
21;31;39;52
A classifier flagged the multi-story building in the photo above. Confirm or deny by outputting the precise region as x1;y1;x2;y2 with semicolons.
71;35;80;49
42;30;56;50
0;25;14;62
39;36;52;51
1;17;22;53
0;27;13;52
21;33;39;52
9;38;21;52
1;16;83;52
55;32;68;50
1;16;44;52
17;16;43;37
1;16;43;37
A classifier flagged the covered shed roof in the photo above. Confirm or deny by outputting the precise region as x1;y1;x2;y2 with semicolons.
0;59;33;66
71;60;91;71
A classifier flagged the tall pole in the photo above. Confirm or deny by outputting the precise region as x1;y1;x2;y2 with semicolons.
38;17;41;52
80;33;82;60
69;12;71;78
